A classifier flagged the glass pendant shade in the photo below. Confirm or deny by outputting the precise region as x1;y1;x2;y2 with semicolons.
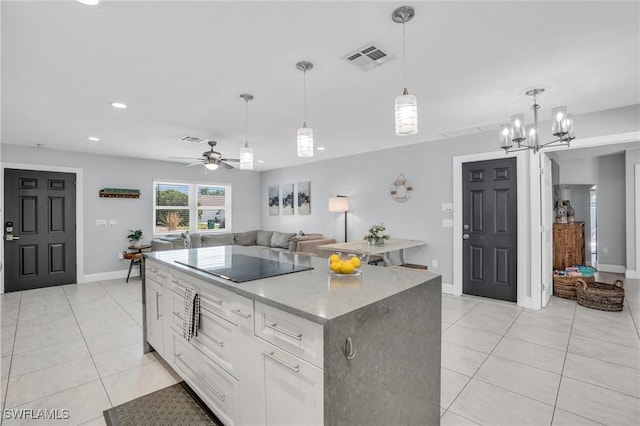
395;92;418;135
239;144;253;170
510;114;526;142
527;125;538;147
297;126;314;157
566;113;575;139
551;106;568;136
499;124;512;149
204;162;219;170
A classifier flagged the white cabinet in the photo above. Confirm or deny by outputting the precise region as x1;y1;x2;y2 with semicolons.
254;337;324;426
145;277;164;356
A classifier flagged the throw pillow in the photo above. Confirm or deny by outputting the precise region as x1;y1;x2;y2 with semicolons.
271;231;296;249
201;233;234;247
234;230;257;246
256;230;274;247
181;231;192;248
190;233;202;248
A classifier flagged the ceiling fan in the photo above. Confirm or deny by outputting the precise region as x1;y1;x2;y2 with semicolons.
170;140;239;170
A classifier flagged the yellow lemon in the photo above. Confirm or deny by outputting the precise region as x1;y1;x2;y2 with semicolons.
350;257;361;268
341;262;355;274
329;254;341;263
330;262;342;273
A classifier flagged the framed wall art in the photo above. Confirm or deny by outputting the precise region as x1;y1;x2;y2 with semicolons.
282;183;294;215
297;181;311;215
268;185;280;216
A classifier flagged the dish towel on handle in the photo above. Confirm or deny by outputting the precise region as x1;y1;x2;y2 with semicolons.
183;287;200;341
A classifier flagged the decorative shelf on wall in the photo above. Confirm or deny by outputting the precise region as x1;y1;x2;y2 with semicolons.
99;188;141;199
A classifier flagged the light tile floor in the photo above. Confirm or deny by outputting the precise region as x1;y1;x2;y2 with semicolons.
0;272;638;425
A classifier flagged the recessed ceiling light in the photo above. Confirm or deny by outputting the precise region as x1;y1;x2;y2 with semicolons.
317;146;326;151
110;102;127;109
77;0;100;5
258;160;265;163
87;136;100;141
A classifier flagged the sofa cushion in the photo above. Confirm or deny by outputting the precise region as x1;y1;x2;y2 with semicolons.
234;230;257;246
288;234;324;252
295;238;336;257
181;231;202;249
271;231;296;249
151;237;187;251
256;230;273;247
201;233;234;247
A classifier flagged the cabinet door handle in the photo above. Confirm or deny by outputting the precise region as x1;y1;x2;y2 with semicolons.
265;322;302;341
156;293;161;320
232;309;251;319
175;354;226;401
345;337;357;360
263;351;300;373
198;331;224;348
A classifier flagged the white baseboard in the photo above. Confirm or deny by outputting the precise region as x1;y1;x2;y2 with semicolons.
442;282;457;295
82;269;129;283
596;263;626;274
626;270;640;279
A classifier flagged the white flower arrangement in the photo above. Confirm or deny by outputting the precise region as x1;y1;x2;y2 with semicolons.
363;223;390;243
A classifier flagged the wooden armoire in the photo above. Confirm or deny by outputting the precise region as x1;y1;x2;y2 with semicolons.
553;222;585;270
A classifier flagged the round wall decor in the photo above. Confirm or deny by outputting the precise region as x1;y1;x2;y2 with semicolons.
390;173;413;202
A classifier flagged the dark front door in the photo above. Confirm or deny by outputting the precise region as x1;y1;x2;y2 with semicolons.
4;169;77;292
462;158;517;302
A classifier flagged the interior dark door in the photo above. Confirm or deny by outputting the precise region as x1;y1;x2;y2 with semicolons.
462;158;517;302
4;169;77;292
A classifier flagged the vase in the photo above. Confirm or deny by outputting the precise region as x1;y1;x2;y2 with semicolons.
367;238;384;246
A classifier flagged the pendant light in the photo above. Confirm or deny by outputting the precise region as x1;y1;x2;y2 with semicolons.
392;6;418;136
296;60;314;157
239;94;254;170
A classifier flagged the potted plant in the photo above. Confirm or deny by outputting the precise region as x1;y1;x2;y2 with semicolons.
363;223;390;246
127;229;144;245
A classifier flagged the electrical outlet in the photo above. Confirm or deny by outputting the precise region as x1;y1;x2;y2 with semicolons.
432;259;438;269
117;251;123;259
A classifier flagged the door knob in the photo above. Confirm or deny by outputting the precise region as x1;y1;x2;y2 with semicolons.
462;234;470;240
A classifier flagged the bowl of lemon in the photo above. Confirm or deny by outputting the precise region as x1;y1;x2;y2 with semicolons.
328;254;362;276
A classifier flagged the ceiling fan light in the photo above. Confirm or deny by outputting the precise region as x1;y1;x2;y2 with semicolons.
395;93;418;135
297;126;314;157
204;162;219;170
240;144;254;170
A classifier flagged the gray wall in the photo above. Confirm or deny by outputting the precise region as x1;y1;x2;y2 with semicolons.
1;144;261;277
262;105;640;285
625;149;640;272
596;153;627;268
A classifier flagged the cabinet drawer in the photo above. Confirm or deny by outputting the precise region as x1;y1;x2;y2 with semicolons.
169;270;253;328
145;260;168;285
172;332;239;426
255;302;324;369
168;290;241;379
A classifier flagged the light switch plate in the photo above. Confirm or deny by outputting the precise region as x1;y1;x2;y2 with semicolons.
96;219;107;227
442;203;453;212
108;219;117;227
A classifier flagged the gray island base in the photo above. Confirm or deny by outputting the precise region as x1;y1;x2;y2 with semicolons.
143;246;441;425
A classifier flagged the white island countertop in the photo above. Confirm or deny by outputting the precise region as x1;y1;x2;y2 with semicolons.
145;245;440;324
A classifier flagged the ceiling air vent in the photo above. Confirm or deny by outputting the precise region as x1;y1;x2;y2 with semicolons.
343;43;395;71
178;135;207;144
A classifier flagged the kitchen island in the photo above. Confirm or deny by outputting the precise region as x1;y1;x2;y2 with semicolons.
143;246;441;426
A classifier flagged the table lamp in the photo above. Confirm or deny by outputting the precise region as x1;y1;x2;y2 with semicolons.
328;195;349;242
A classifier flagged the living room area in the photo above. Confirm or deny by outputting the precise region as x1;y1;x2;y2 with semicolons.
1;1;639;425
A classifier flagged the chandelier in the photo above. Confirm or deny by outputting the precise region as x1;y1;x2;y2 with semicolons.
239;93;254;170
296;60;314;157
500;88;574;153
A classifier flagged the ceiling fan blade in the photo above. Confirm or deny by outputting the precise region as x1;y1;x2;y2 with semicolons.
220;161;234;169
186;162;203;167
170;156;204;160
220;158;240;162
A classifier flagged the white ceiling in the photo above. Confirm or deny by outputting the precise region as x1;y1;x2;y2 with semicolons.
2;1;639;171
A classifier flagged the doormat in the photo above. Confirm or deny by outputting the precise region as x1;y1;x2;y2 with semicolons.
103;382;223;426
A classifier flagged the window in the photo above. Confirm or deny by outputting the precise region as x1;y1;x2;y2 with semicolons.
154;181;231;235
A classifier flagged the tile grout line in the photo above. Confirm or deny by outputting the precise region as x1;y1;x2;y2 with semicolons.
1;292;22;426
63;284;116;410
443;300;525;425
549;297;577;426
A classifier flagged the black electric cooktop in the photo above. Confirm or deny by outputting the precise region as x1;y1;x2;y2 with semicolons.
175;253;313;283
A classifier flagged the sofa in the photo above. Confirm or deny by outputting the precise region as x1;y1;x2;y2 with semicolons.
151;230;336;257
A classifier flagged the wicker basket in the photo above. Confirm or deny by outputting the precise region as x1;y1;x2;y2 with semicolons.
576;279;625;311
553;275;595;300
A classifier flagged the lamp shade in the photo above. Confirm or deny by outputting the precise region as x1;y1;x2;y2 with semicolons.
395;93;418;135
297;126;314;157
239;144;253;170
328;197;349;212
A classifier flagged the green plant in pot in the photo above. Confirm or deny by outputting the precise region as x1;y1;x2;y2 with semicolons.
363;223;390;246
127;229;143;245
